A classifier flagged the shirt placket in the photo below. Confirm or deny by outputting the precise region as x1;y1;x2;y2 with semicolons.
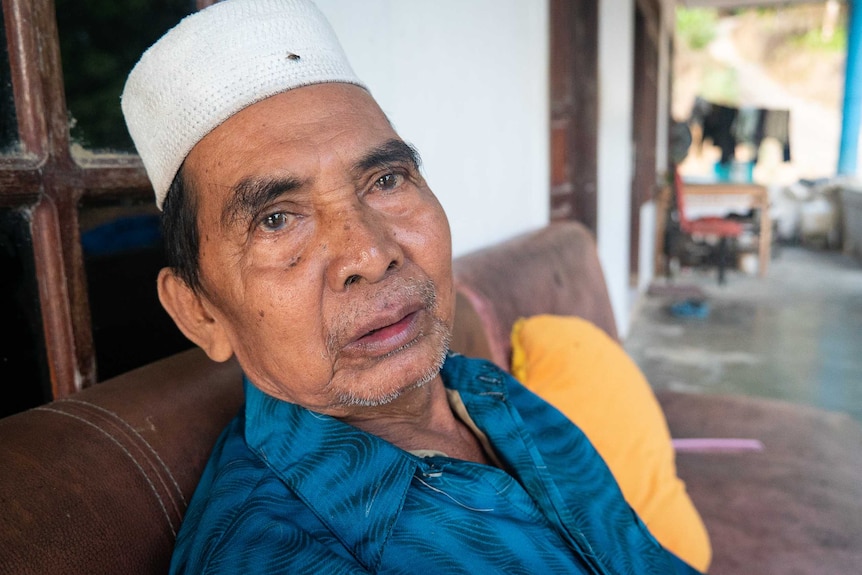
465;370;612;575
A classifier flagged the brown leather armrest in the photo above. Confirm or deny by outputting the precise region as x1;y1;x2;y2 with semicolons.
0;348;243;575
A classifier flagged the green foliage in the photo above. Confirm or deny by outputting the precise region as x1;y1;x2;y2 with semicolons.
676;7;718;51
699;63;739;105
793;26;847;52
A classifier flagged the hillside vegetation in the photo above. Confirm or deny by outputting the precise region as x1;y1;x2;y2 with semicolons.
674;3;846;116
673;2;847;180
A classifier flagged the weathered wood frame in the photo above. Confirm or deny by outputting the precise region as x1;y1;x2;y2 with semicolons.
0;0;215;399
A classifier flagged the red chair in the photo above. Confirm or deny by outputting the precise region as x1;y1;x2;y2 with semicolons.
672;168;744;284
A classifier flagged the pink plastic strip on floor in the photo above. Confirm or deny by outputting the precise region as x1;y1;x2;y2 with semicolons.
672;438;765;453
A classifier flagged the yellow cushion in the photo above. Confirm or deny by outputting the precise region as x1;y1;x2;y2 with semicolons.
511;314;711;572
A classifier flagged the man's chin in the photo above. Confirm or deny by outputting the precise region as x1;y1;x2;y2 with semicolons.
331;325;450;409
334;375;430;408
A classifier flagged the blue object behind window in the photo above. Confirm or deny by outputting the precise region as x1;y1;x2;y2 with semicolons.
81;214;161;257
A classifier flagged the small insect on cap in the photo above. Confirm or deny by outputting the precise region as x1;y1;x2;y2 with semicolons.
121;0;366;209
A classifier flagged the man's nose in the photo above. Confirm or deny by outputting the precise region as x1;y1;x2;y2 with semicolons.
324;201;403;291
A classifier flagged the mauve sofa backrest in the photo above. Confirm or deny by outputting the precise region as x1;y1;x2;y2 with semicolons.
451;221;618;371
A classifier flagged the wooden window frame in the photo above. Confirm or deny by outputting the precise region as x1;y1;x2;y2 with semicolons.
630;0;662;276
0;0;216;400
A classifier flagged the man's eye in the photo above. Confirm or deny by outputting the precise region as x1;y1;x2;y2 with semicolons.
260;212;290;231
375;173;403;191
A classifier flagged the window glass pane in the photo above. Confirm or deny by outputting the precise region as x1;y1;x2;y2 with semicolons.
0;8;20;154
56;0;195;153
80;199;194;381
0;208;50;416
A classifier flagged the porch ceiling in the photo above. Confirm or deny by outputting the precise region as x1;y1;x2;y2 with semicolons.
678;0;828;8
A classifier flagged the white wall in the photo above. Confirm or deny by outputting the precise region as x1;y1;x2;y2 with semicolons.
314;0;550;257
597;0;635;337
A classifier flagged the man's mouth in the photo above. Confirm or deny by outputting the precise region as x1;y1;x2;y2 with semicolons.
360;311;416;340
342;304;425;358
329;275;440;365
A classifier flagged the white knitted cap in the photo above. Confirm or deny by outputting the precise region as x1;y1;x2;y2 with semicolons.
121;0;366;209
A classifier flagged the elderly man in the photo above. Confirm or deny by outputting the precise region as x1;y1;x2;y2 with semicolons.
122;1;702;573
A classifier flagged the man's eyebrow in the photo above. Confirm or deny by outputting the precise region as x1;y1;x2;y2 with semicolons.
221;175;303;229
353;139;422;175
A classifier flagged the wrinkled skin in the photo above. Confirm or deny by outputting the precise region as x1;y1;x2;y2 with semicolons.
158;83;456;424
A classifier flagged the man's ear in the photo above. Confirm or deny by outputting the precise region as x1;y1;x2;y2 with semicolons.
157;268;234;362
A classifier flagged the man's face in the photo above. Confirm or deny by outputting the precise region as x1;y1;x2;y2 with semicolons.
181;83;454;416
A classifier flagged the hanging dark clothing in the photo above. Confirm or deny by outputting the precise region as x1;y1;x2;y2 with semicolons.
689;97;791;165
690;97;738;165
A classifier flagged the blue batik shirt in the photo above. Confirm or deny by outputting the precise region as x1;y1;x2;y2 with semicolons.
170;353;702;574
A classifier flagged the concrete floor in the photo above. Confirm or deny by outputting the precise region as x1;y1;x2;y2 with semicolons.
625;245;862;423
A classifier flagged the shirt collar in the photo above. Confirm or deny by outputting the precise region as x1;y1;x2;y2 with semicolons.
240;353;514;570
243;378;416;571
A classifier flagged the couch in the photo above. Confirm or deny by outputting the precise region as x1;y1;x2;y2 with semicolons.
1;221;860;574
